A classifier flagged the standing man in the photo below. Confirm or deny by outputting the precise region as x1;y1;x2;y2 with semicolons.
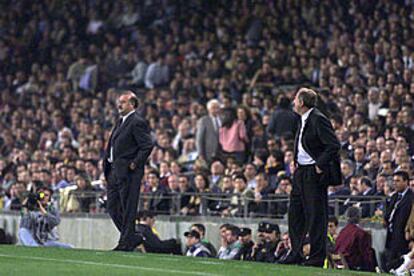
382;171;413;272
196;99;221;163
283;88;341;267
103;91;154;251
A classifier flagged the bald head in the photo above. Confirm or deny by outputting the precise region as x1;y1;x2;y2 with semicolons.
117;91;138;116
293;88;318;115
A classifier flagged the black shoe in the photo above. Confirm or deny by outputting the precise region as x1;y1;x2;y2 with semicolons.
112;244;126;251
302;259;324;267
278;253;304;265
117;233;144;252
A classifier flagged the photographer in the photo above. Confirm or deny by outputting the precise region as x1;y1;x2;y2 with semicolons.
18;187;72;248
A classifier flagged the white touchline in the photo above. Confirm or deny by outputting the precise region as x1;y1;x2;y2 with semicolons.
0;254;218;276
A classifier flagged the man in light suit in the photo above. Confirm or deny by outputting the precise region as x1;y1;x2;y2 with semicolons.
196;99;221;163
103;91;154;251
282;88;341;267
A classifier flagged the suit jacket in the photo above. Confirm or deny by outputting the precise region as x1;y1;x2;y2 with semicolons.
104;112;154;180
196;115;219;162
294;108;342;186
384;189;413;254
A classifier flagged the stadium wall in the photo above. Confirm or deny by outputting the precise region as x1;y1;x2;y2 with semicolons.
0;211;386;258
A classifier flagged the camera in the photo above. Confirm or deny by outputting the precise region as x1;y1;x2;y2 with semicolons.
24;192;45;211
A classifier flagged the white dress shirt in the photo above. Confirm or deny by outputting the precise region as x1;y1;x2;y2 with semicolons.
297;108;316;165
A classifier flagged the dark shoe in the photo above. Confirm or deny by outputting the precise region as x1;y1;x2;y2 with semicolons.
119;233;144;252
112;244;126;251
303;259;324;267
129;233;144;249
278;253;304;265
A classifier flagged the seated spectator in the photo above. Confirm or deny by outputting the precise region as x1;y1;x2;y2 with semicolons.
64;174;96;213
190;223;217;257
273;175;292;216
135;211;181;254
222;174;254;217
182;173;211;216
177;174;194;213
252;222;281;263
18;187;72;248
275;232;292;263
356;176;376;218
235;227;254;261
325;216;339;268
184;230;211;257
3;182;26;211
244;163;258;190
210;175;233;214
217;225;242;260
146;170;169;214
253;173;275;216
334;207;375;272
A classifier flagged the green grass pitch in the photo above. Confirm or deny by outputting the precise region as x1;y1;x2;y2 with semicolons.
0;245;377;275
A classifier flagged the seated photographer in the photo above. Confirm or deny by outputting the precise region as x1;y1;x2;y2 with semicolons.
135;210;181;254
18;187;72;248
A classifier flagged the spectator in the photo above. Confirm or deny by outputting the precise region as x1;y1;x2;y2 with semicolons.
235;227;254;261
146;170;169;215
135;211;181;254
184;230;211;258
334;207;375;271
267;96;299;140
190;223;217;257
217;225;242;260
64;174;96;213
222;174;254;217
253;222;281;263
219;107;249;164
182;173;211;216
196;99;221;163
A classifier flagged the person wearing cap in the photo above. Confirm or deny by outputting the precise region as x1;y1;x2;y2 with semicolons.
184;230;211;258
217;226;242;260
252;222;281;263
190;223;217;257
135;210;181;254
235;227;254;261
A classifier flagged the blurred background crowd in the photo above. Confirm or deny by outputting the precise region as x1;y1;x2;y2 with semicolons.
0;0;414;243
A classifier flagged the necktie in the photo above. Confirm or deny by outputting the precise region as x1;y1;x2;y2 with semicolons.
388;193;404;232
213;117;219;131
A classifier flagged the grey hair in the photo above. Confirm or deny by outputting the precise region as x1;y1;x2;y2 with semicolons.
207;99;220;110
346;207;361;224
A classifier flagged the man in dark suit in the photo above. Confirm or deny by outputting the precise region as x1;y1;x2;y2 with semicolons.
282;88;341;267
135;210;181;254
382;171;413;272
103;91;154;251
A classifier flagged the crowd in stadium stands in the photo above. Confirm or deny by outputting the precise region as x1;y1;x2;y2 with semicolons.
1;0;414;272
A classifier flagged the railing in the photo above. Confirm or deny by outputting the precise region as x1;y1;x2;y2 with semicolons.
50;190;388;220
